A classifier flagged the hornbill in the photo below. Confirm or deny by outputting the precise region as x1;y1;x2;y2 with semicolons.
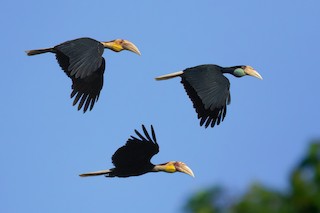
25;37;141;112
155;64;263;128
79;125;194;178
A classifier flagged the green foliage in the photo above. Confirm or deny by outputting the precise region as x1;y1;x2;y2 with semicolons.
184;141;320;213
289;142;320;212
184;186;233;213
233;183;291;213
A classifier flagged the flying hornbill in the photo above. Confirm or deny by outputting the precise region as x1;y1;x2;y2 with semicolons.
155;64;263;128
25;37;141;112
79;125;194;178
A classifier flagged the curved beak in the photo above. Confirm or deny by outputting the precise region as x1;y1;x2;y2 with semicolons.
122;40;141;55
244;66;263;80
176;162;195;177
101;39;141;55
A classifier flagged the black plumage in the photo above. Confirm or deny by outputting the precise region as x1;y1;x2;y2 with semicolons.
110;125;159;177
79;125;194;178
26;37;140;112
156;64;262;128
54;38;105;112
181;65;231;128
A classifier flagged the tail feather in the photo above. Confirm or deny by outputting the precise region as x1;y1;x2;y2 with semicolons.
155;71;183;81
79;169;111;177
25;47;54;56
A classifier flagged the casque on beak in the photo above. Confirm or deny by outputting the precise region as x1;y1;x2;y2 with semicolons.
244;66;263;80
121;40;141;55
175;162;195;177
101;39;141;55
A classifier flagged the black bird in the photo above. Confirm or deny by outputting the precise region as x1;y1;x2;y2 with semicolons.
155;64;263;128
79;125;194;178
26;37;141;112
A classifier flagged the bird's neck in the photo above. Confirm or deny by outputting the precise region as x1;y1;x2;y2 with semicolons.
222;66;239;74
151;163;176;173
101;42;114;50
151;164;166;172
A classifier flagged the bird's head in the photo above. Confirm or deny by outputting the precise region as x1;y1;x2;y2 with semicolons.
101;39;141;55
156;161;195;177
233;66;263;80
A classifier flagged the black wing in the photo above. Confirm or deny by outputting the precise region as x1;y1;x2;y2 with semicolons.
69;59;104;112
54;37;105;79
56;52;105;112
112;125;159;169
181;65;231;128
54;38;105;113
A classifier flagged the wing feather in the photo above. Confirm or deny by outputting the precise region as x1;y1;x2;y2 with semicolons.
151;125;157;143
134;129;148;142
54;37;104;79
112;125;159;169
56;51;105;112
181;65;231;128
142;125;153;142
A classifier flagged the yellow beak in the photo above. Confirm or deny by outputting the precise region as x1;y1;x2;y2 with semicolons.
101;39;141;55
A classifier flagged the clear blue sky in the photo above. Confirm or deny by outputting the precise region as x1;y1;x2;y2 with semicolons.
1;1;320;212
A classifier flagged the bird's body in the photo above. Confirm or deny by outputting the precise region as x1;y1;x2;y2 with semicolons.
79;125;194;178
156;64;263;128
26;37;140;112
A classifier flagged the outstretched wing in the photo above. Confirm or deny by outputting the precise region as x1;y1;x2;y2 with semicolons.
112;125;159;169
55;49;105;113
54;37;105;79
181;65;231;128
